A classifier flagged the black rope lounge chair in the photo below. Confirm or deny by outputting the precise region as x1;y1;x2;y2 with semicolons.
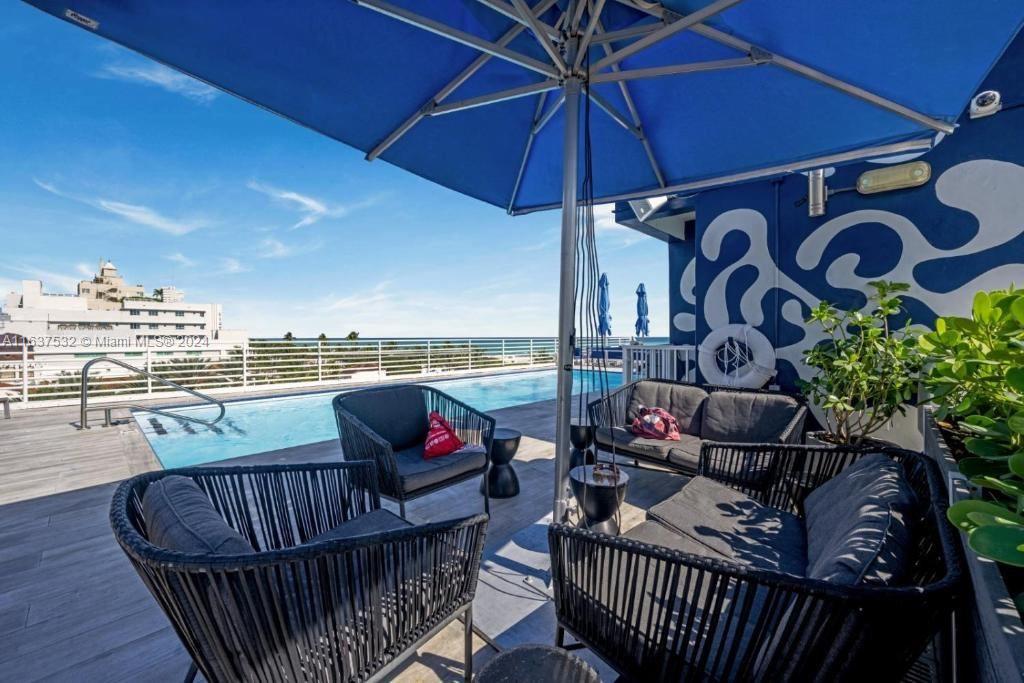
334;384;495;518
588;379;807;475
548;444;964;682
110;461;488;683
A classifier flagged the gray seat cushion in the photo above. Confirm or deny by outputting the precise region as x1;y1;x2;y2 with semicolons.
666;435;704;472
803;453;916;585
306;508;411;543
647;476;806;575
595;426;677;462
626;381;708;436
338;385;428;450
624;520;731;561
142;475;254;555
393;444;487;493
700;391;799;443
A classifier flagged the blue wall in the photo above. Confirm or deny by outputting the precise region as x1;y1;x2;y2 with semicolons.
668;35;1024;390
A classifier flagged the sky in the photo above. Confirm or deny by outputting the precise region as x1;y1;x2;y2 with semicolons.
0;3;668;338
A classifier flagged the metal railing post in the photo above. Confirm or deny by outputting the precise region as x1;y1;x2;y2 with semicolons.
468;340;473;371
21;341;28;404
242;341;249;389
427;340;432;373
623;344;633;382
501;339;506;366
317;339;323;383
146;347;153;395
377;340;383;378
529;338;534;366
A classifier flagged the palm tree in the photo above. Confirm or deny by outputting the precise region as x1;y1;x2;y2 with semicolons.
284;332;294;341
346;331;360;340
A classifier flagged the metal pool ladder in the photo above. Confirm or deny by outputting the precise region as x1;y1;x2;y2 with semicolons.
79;357;226;430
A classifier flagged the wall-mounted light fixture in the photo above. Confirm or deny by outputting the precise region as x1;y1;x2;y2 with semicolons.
807;169;827;217
856;161;931;195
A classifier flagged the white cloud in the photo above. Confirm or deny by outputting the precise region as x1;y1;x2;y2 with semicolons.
95;62;218;103
246;180;385;230
166;252;197;267
593;203;647;249
219;257;249;275
76;263;94;277
33;179;208;236
6;265;81;293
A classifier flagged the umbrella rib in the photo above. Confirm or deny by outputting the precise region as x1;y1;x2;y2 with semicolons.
606;0;955;134
429;80;561;116
593;19;665;188
471;0;561;40
511;137;934;214
589;57;758;84
509;0;568;74
585;87;642;139
508;92;550;212
351;0;560;78
573;0;607;73
365;0;559;161
591;0;748;73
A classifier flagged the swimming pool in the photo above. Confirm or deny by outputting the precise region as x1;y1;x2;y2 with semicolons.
135;369;621;469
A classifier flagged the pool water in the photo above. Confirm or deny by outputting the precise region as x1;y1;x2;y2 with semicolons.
136;369;621;469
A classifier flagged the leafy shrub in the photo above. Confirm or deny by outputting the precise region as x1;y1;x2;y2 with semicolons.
800;280;922;445
920;288;1024;568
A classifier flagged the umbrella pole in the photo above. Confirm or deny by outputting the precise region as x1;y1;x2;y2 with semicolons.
553;76;581;523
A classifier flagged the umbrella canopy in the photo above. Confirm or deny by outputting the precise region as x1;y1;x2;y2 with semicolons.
23;0;1024;521
598;273;613;336
635;283;649;338
22;1;1024;213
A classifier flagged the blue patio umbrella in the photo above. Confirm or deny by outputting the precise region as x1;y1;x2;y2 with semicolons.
635;283;649;338
23;0;1024;520
598;273;612;337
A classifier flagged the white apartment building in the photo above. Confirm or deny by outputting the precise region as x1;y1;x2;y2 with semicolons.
0;262;247;359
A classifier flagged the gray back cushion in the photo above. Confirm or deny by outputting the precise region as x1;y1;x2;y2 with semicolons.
626;381;708;436
803;453;916;585
142;475;254;555
700;391;799;442
338;385;428;450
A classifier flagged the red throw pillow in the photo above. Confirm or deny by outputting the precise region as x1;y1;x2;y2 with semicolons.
424;411;465;459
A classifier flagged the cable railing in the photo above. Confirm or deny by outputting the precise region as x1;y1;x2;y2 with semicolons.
1;335;652;409
79;357;226;429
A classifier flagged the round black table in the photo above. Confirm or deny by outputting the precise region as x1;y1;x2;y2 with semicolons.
482;427;521;498
569;464;629;536
476;644;601;682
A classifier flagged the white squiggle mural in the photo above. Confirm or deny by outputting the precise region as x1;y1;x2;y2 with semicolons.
696;159;1024;382
673;256;697;332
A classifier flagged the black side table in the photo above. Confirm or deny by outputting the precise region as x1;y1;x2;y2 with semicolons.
569;464;629;536
482;427;521;498
476;644;601;682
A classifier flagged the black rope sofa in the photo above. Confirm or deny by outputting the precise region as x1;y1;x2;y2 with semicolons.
110;461;488;682
548;444;963;681
588;379;808;474
334;384;495;518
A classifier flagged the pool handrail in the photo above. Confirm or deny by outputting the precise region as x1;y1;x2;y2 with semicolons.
79;356;226;430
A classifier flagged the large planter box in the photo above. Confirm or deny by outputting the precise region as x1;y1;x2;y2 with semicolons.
920;407;1024;682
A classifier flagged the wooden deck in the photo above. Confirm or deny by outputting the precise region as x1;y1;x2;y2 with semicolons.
0;392;686;682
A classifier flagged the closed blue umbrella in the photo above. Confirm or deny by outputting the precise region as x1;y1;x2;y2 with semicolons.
24;0;1024;520
598;273;612;337
635;283;649;338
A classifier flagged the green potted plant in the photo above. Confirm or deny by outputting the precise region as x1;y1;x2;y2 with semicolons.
919;287;1024;676
800;280;922;446
920;289;1024;577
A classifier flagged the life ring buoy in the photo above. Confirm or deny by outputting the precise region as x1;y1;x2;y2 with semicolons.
698;324;776;388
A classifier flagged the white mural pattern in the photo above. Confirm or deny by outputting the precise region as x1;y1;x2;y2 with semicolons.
679;159;1024;381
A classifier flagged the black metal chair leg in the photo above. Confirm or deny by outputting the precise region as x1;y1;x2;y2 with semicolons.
464;605;474;682
184;662;198;683
483;472;490;515
556;625;565;648
399;499;406;519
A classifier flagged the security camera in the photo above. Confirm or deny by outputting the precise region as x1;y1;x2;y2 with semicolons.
970;90;1002;119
